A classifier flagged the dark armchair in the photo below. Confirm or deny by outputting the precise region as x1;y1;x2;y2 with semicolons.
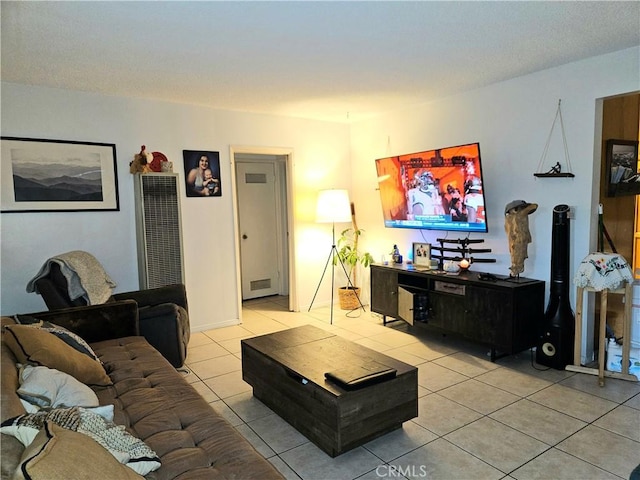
31;262;190;368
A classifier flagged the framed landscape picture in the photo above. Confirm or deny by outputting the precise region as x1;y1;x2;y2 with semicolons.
606;139;640;197
1;137;119;212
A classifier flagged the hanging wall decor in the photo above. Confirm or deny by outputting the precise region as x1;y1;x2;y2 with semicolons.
1;137;119;212
183;150;221;197
534;100;575;178
605;139;640;197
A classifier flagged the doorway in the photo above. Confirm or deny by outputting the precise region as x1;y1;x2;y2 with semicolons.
231;147;296;314
586;92;639;363
599;93;639;271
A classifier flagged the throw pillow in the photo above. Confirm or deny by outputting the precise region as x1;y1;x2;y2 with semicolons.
14;315;100;362
77;407;161;475
0;406;113;447
17;365;99;409
13;421;144;480
2;325;111;387
1;406;81;433
0;407;81;448
1;407;161;476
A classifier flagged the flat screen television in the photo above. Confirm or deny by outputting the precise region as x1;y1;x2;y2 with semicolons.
375;142;488;233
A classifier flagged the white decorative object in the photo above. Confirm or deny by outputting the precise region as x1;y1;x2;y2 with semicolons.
443;261;460;273
573;252;633;291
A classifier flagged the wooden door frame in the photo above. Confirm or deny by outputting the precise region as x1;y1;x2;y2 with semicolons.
581;92;640;365
230;146;297;320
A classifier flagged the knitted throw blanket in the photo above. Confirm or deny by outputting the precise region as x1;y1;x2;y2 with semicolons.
573;253;633;291
26;251;116;305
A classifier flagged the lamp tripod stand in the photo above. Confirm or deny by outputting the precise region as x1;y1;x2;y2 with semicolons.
308;222;365;324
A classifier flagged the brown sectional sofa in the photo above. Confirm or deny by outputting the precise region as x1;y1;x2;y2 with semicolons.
1;302;283;480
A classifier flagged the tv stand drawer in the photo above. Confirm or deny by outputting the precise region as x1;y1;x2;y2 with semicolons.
434;281;465;295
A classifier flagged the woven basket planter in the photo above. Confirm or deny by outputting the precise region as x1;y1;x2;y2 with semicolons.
338;286;361;310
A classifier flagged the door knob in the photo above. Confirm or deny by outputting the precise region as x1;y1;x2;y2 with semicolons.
242;234;248;239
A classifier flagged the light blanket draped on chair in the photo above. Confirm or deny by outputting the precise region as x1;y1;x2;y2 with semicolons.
26;251;116;305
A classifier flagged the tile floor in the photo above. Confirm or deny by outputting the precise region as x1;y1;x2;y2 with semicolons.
183;296;640;480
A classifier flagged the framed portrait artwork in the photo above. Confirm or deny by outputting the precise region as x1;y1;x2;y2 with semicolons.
1;137;119;213
606;139;640;197
413;242;431;268
183;150;222;197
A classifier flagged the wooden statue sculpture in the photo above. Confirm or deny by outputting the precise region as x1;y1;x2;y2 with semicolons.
504;200;538;277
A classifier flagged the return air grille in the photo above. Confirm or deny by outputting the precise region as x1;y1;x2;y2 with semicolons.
134;174;184;289
250;279;272;291
245;173;267;183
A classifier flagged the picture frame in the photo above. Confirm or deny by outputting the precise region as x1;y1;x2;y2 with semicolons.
413;242;431;268
1;137;119;213
183;150;222;197
606;139;640;197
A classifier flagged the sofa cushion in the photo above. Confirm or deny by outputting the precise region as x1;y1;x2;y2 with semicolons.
1;339;26;480
2;312;283;480
14;421;143;480
3;324;111;387
91;336;284;480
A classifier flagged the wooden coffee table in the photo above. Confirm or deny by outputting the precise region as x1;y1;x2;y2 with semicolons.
241;324;418;457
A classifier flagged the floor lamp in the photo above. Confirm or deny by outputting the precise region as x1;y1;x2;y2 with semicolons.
308;189;360;324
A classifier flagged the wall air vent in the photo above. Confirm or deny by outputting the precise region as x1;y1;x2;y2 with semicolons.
134;173;185;289
250;279;272;291
245;173;267;184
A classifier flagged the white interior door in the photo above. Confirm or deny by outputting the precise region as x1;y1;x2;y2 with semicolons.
237;161;280;300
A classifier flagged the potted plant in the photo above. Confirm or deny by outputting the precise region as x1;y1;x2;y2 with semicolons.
335;227;374;310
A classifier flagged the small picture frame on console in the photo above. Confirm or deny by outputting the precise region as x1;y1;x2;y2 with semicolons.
413;243;431;268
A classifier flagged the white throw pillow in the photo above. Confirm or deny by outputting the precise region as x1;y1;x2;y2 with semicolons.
17;365;99;409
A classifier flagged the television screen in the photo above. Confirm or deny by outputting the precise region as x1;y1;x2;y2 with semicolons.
375;142;488;233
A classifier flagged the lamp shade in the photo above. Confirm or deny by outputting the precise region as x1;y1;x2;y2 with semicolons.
316;189;352;223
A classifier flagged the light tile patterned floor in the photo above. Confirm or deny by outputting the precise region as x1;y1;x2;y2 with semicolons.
184;296;640;480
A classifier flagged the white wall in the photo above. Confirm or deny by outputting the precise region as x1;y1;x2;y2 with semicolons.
350;46;639;361
2;46;638;345
1;83;351;329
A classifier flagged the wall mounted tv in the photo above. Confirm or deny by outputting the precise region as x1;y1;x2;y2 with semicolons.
375;142;488;233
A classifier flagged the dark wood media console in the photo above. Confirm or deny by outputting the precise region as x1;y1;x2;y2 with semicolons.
371;264;545;361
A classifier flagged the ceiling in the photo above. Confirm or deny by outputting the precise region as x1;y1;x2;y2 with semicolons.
2;1;639;123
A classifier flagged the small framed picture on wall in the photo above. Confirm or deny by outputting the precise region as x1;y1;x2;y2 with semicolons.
606;139;640;197
183;150;221;197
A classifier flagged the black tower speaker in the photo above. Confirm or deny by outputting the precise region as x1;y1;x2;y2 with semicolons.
536;204;575;369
